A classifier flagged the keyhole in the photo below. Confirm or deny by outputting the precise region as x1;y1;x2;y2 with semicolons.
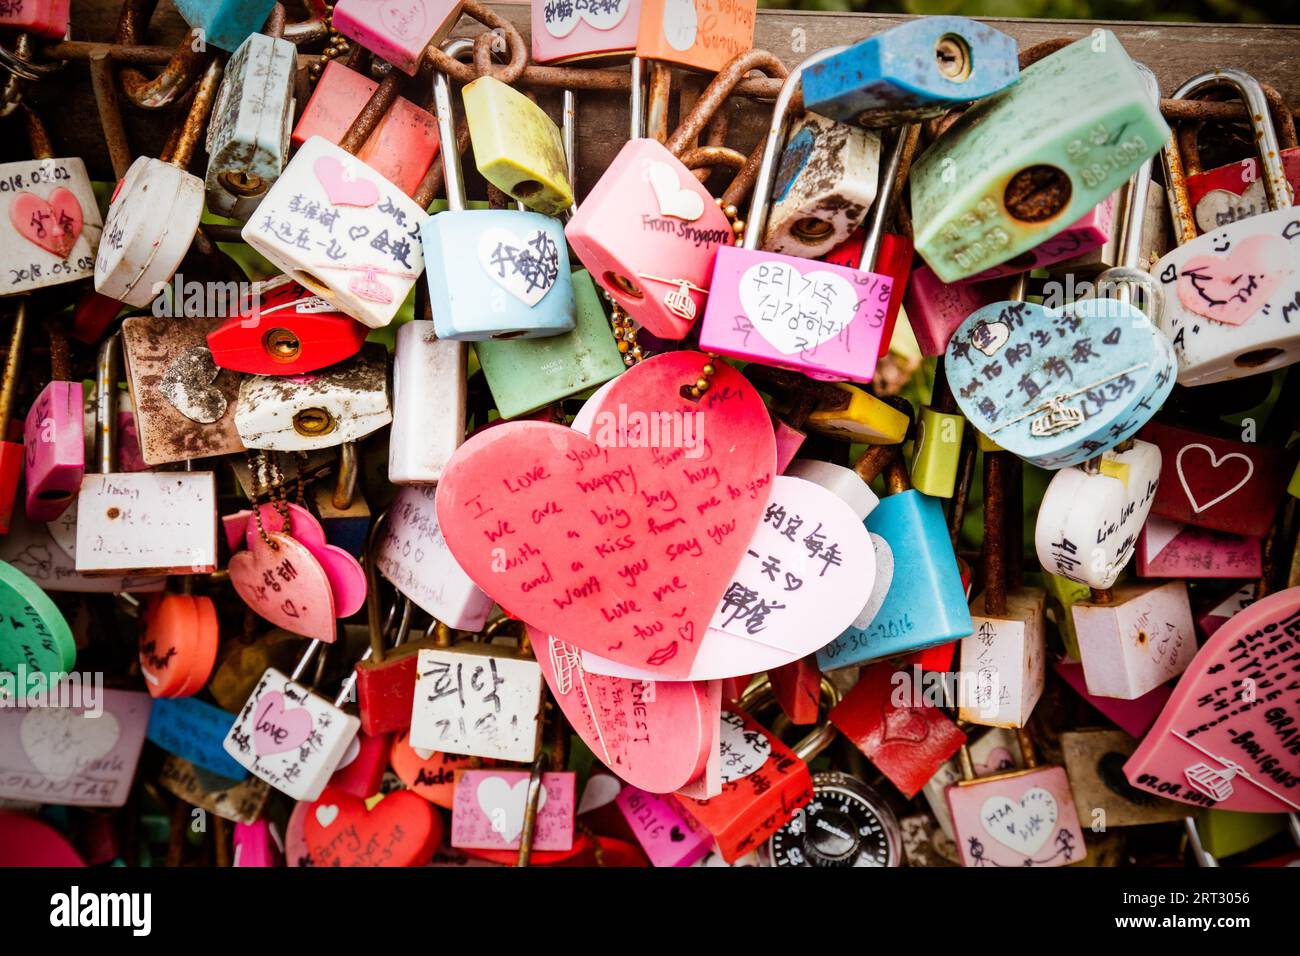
1235;347;1284;368
512;180;543;199
791;216;834;245
218;169;267;197
604;271;645;300
1136;630;1148;646
293;407;335;437
263;328;302;363
1004;165;1072;222
934;35;972;82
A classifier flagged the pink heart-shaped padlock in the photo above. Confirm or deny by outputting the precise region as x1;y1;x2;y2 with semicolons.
229;532;337;641
436;352;776;679
10;188;84;259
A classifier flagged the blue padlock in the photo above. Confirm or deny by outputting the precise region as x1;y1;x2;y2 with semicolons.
802;16;1019;127
945;276;1176;470
421;40;576;342
175;0;278;53
817;455;971;670
146;696;249;781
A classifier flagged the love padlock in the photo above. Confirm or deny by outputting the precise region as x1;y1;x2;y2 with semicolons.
634;0;757;74
332;0;464;75
910;32;1167;283
174;0;278;53
0;0;70;38
0;106;102;295
24;317;83;524
532;0;639;63
204;25;297;220
1153;70;1300;386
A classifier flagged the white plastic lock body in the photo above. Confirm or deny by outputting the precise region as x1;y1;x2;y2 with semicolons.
388;320;467;484
240;136;427;328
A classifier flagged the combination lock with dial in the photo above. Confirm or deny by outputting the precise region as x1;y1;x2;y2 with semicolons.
765;773;901;867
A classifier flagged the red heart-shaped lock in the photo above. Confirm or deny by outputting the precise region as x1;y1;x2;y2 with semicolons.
436;352;775;678
304;787;442;867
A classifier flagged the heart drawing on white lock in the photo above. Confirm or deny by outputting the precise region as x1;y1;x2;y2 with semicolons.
646;161;703;222
544;0;630;38
979;787;1059;856
477;227;560;307
738;261;859;355
478;776;547;843
314;804;339;828
1195;180;1267;234
20;708;121;780
1176;443;1254;514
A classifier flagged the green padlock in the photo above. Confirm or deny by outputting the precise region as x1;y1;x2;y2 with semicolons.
462;76;573;217
1043;571;1091;661
0;559;75;683
475;269;625;420
910;358;965;498
910;31;1168;282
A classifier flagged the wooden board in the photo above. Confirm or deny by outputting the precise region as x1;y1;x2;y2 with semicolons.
13;3;1300;201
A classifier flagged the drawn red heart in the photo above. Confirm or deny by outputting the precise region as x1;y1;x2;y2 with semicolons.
1125;586;1300;813
313;155;379;208
436;352;775;678
10;188;84;258
229;532;337;642
304;786;442;867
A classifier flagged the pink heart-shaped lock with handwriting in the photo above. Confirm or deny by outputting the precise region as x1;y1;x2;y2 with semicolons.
1124;586;1300;813
230;532;337;642
436;351;776;678
533;627;715;793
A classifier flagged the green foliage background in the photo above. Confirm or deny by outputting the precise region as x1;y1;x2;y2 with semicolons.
757;0;1282;23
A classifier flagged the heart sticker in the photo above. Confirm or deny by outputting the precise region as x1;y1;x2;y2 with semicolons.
534;629;714;793
159;346;228;424
979;787;1059;855
477;227;561;307
661;0;699;51
10;188;84;258
647;161;704;221
250;690;313;756
304;786;441;867
451;769;576;851
543;0;630;37
1124;586;1300;813
1176;233;1293;326
435;351;775;678
20;708;121;780
313;155;380;208
738;260;860;354
1175;443;1254;514
477;776;543;843
229;533;337;641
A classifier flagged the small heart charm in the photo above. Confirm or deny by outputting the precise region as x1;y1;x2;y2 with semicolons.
10;188;84;258
160;346;228;424
647;160;704;221
240;503;367;617
477;227;560;307
314;155;380;208
229;532;337;641
1177;233;1293;326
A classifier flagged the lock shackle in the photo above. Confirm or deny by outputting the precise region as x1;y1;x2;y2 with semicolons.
1162;69;1292;248
423;0;528;86
0;298;26;428
92;328;120;476
363;505;393;663
287;634;360;706
852;444;899;486
1111;65;1161;281
858;124;918;273
333;442;358;510
161;58;223;171
432;37;477;214
957;726;1037;784
115;0;212;110
20;103;53;161
742;46;848;252
262;3;287;40
1176;81;1298;178
338;68;405;156
664;49;789;159
737;675;842;762
282;0;330;47
563;90;577;201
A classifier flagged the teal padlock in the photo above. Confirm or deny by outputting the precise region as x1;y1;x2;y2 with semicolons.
175;0;277;53
910;31;1169;283
205;31;297;220
475;269;625;420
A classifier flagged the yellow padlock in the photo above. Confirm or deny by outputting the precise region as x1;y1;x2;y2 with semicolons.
462;76;573;217
804;382;910;444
